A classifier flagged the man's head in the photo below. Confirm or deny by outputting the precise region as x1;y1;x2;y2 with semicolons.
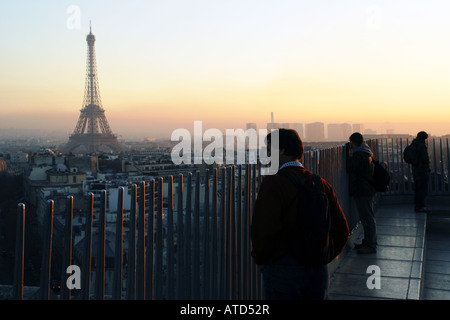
349;132;364;148
416;131;428;140
266;129;304;162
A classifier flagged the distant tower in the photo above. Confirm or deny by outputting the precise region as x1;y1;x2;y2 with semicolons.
64;24;121;153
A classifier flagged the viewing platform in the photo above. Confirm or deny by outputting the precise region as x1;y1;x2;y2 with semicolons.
329;195;450;300
1;138;449;301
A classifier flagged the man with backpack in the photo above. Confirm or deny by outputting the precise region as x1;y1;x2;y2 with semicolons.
251;129;349;300
407;131;431;212
346;132;377;254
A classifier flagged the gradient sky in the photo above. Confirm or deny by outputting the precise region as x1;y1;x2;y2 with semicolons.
1;0;450;139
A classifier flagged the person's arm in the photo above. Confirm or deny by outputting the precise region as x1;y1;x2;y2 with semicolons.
322;180;349;258
345;143;352;174
417;142;430;170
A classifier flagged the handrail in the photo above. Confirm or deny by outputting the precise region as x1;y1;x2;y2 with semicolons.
10;138;449;299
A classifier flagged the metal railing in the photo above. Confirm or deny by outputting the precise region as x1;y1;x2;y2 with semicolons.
374;138;449;196
10;138;450;299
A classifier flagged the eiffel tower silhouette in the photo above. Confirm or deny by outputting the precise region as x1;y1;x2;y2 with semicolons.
64;24;122;153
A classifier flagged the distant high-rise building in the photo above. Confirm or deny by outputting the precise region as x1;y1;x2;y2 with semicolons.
292;123;304;139
328;124;342;141
328;123;352;141
63;24;122;154
266;116;304;139
342;123;352;140
267;122;282;131
305;122;325;142
246;123;257;131
352;123;365;134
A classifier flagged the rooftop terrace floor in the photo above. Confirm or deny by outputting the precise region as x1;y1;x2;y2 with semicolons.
329;197;450;300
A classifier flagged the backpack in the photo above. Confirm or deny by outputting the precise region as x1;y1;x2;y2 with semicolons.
403;142;417;164
371;159;390;192
279;169;335;266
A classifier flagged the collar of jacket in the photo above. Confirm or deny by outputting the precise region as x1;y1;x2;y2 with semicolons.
279;161;304;171
352;143;373;156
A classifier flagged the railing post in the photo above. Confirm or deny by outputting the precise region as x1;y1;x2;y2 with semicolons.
236;165;243;300
137;181;146;300
226;166;232;300
439;138;445;194
185;173;192;298
400;139;405;194
242;164;250;299
447;139;450;194
193;171;201;299
218;167;227;299
146;179;156;300
61;196;73;300
230;165;237;300
432;138;438;194
211;169;218;299
94;190;106;300
398;138;402;194
176;175;184;300
202;169;210;300
126;184;137;300
81;193;94;300
39;200;53;300
167;176;175;299
405;138;413;193
155;178;164;299
13;203;25;300
391;139;396;194
252;164;258;299
113;187;124;300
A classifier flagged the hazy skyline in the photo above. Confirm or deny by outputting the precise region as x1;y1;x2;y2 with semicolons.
1;1;450;139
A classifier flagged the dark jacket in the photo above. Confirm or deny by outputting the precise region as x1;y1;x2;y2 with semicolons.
346;143;376;197
411;139;430;177
250;166;349;266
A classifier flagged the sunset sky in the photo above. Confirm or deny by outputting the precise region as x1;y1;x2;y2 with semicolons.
1;1;450;139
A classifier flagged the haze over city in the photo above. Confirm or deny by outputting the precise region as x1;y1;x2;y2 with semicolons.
1;1;450;140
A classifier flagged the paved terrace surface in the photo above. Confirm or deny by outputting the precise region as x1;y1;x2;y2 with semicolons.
329;197;450;300
421;204;450;300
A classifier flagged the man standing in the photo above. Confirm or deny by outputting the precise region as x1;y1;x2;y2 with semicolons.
251;129;349;300
411;131;430;212
346;132;377;254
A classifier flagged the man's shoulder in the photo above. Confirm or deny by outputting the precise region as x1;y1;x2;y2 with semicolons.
415;140;427;149
352;150;371;157
277;167;329;188
352;150;373;165
276;166;310;179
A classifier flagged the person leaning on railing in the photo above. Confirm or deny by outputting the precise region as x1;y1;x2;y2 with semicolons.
346;132;377;254
411;131;431;213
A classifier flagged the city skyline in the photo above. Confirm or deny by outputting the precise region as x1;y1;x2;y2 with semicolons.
2;1;450;139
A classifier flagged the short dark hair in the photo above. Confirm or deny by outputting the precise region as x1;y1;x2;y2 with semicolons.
266;129;304;160
349;132;364;146
416;131;428;140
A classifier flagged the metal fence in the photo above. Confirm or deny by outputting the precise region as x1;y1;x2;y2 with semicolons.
10;138;450;300
373;138;449;196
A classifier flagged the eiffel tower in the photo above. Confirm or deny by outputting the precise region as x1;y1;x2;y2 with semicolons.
64;24;122;154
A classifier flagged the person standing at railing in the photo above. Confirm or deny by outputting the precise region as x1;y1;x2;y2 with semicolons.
411;131;431;212
346;132;377;254
251;129;349;300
